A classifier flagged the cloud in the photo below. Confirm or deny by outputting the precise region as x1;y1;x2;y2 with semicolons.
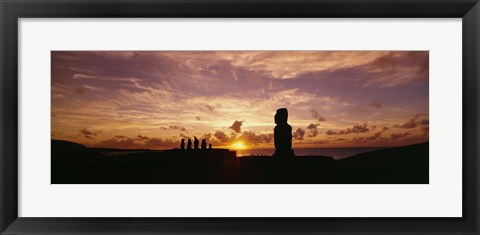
212;51;394;79
200;132;212;142
370;101;382;108
51;131;63;138
293;128;306;140
327;125;390;145
94;135;177;149
306;123;319;137
398;113;428;129
420;126;429;138
144;138;178;149
299;51;428;89
345;123;369;134
399;119;417;129
95;137;137;149
356;51;429;87
418;119;429;125
310;109;326;122
73;84;101;96
326;123;369;135
238;131;274;145
79;128;101;139
350;136;389;145
205;104;215;112
326;130;337;135
196;130;274;147
390;132;410;140
365;132;382;141
74;87;87;95
52;51;429;149
365;126;389;141
214;131;230;143
325;125;425;146
136;135;150;140
169;125;187;131
230;120;243;133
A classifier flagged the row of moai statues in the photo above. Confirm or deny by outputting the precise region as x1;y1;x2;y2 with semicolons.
177;108;294;158
180;137;212;150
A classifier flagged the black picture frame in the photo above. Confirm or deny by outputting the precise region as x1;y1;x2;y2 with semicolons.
1;0;479;234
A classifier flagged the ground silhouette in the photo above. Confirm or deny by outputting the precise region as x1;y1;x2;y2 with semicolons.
51;139;428;184
51;108;428;184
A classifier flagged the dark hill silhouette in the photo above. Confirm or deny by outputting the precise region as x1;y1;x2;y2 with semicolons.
52;139;88;152
51;139;428;184
335;142;428;183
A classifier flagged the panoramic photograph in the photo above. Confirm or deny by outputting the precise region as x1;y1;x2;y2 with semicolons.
51;51;429;184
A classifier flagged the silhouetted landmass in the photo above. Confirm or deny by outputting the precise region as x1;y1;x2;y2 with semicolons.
335;142;429;183
51;139;428;184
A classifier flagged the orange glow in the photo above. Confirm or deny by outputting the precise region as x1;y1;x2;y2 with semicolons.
232;142;246;150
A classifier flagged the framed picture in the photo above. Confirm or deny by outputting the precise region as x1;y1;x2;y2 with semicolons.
1;0;478;234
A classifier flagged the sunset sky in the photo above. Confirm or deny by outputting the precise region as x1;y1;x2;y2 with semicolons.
51;51;429;150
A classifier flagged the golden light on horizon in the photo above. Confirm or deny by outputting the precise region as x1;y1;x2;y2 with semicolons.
232;142;246;150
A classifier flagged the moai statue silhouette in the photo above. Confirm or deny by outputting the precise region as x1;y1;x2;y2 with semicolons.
187;138;192;150
201;139;207;150
180;139;185;150
273;108;295;158
194;136;199;150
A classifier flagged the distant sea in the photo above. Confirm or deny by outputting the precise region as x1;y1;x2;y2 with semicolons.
236;147;387;160
103;147;388;160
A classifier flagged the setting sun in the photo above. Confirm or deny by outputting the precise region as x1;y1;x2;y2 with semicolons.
232;142;246;150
